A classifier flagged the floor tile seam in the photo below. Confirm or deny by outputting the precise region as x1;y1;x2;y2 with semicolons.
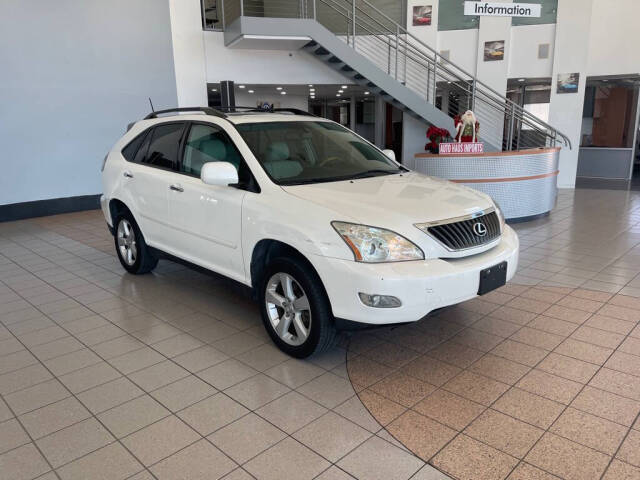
407;310;563;471
597;410;640;480
0;279;235;474
500;295;640;480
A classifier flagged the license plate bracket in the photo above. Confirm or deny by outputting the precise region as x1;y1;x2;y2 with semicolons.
478;261;507;295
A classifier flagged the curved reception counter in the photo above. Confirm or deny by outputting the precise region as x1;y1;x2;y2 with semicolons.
410;147;560;221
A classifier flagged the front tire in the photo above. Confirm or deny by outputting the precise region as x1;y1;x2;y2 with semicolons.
114;213;158;274
259;257;336;358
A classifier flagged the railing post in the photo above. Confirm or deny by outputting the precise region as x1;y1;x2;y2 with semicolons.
352;0;357;49
507;104;516;151
387;39;391;75
432;53;437;104
312;0;316;20
471;80;476;111
240;0;244;17
395;25;399;80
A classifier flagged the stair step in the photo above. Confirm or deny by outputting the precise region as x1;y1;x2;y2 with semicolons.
304;40;318;48
315;47;330;55
354;74;365;80
328;56;342;64
341;65;354;72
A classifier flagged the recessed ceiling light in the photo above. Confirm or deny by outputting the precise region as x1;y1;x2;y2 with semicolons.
238;85;246;89
447;81;452;84
276;87;283;90
336;94;341;97
308;84;313;87
518;78;525;82
364;91;370;95
248;90;254;93
211;88;217;92
338;90;343;93
309;88;315;92
341;85;348;89
281;91;287;95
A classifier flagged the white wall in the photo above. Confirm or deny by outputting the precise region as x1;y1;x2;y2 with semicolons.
437;30;479;76
0;0;179;206
587;0;640;76
549;0;594;188
203;32;352;85
169;0;208;107
509;24;555;78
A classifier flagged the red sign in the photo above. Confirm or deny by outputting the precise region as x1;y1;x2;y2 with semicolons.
439;142;484;154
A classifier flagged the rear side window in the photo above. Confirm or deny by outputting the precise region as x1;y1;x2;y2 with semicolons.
143;123;185;170
121;130;149;162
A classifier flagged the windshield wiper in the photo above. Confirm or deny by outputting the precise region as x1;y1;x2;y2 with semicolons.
347;169;402;179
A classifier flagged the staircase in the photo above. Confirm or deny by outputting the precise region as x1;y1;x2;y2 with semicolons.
222;0;571;152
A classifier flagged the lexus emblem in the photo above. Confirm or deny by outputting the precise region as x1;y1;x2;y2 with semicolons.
473;222;487;237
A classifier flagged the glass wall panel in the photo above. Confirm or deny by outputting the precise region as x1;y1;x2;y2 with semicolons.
512;0;557;26
202;0;223;30
438;0;478;31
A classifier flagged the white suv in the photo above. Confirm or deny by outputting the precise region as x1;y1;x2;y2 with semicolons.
101;107;519;357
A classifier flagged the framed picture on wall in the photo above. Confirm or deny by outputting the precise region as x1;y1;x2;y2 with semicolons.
483;40;504;61
412;6;432;26
557;73;580;93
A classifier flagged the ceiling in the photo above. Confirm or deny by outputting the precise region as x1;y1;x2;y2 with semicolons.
207;83;375;101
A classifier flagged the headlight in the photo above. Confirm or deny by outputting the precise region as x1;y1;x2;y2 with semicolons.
332;222;424;262
494;202;506;230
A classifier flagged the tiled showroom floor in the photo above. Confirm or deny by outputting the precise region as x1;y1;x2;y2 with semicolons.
1;188;640;480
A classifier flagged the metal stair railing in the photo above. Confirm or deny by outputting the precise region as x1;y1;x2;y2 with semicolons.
222;0;572;151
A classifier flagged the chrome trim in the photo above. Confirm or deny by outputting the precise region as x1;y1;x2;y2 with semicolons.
414;207;495;229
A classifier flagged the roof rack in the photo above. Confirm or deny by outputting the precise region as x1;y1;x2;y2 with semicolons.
144;107;227;120
216;106;316;117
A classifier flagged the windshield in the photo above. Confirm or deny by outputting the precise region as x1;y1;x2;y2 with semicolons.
235;121;403;185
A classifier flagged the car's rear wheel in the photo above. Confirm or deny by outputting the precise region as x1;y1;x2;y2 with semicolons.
259;257;336;358
114;213;158;274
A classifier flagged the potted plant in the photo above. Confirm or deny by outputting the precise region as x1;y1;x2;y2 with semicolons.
425;126;452;153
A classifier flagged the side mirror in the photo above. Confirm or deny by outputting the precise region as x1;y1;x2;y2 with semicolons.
382;149;396;161
201;162;238;186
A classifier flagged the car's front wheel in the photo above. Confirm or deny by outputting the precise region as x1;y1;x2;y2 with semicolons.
259;257;336;358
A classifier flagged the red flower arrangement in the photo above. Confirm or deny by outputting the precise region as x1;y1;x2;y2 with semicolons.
425;126;452;153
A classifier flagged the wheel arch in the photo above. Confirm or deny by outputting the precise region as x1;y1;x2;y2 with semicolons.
249;239;333;314
108;198;143;233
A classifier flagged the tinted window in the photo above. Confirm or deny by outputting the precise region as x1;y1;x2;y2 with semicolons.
121;130;149;162
143;123;185;170
182;124;243;177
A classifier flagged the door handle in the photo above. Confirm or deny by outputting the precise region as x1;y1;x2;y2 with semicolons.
169;184;184;192
123;171;134;178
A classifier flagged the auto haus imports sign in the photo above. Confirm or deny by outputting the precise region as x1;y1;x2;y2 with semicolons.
464;1;541;17
439;142;484;154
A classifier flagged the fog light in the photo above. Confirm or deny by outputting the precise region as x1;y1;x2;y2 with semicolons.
358;293;402;308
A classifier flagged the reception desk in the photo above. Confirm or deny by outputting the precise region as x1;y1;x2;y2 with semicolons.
409;147;560;221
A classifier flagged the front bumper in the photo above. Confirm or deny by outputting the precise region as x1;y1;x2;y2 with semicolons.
311;225;519;325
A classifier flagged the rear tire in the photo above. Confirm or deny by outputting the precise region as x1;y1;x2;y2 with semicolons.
259;257;336;358
113;212;158;274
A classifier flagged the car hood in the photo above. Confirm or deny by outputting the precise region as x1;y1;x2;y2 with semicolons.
281;172;494;228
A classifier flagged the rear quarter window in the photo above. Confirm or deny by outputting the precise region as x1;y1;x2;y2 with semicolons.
121;130;149;162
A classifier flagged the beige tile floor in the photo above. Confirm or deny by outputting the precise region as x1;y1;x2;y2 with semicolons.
0;207;444;480
1;187;640;480
347;188;640;480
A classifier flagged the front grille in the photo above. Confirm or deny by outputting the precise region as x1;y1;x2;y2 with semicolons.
426;211;501;251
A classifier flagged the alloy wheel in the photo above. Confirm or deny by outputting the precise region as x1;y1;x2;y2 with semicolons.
116;219;137;266
265;272;312;346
